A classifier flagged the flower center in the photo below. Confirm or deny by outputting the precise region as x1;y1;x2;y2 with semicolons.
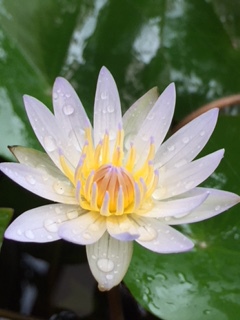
93;164;135;213
59;126;158;216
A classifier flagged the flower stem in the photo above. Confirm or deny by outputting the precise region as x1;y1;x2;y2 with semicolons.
107;285;124;320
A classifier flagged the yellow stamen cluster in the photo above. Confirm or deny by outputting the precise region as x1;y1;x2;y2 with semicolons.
59;126;158;216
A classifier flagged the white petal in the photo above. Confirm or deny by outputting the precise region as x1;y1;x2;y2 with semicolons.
0;162;77;204
154;108;219;170
4;204;80;242
155;149;224;199
167;187;240;225
93;67;122;151
23;95;71;171
86;232;133;291
135;216;194;253
58;211;106;245
123;87;159;150
106;215;140;241
133;83;175;167
139;189;209;218
52;77;91;167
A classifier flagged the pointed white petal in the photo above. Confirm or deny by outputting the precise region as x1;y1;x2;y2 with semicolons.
133;83;175;167
123;87;159;150
135;216;194;253
23;95;72;171
106;215;140;241
154;108;219;170
93;67;122;151
139;189;209;218
167;187;240;225
4;204;80;242
0;162;77;204
58;211;106;245
52;77;91;167
154;149;224;199
86;232;133;291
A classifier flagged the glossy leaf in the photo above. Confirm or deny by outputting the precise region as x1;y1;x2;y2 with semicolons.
0;208;13;248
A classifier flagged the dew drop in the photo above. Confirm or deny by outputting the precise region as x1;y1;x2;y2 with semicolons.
106;274;113;280
83;231;91;240
17;229;22;236
43;136;57;152
147;112;155;120
215;205;221;211
107;104;115;113
138;226;157;241
53;92;58;100
25;230;35;240
63;104;74;115
89;224;99;231
167;145;175;152
66;210;79;220
65;93;71;98
109;130;116;141
97;258;115;272
185;181;194;189
53;180;65;194
101;92;108;100
44;219;58;232
47;235;53;240
26;175;36;185
200;130;205;136
182;137;189;144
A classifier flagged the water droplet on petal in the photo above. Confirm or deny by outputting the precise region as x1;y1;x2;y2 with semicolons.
66;210;79;220
97;258;115;272
106;274;113;280
101;92;108;100
109;130;116;141
182;137;189;144
17;229;22;236
200;130;205;136
26;175;36;185
63;104;74;115
215;205;221;211
44;219;58;232
53;180;65;194
25;230;35;240
43;136;57;152
147;112;154;120
185;181;194;189
167;145;175;152
83;231;91;240
107;104;115;113
53;92;58;100
89;224;99;231
138;226;157;241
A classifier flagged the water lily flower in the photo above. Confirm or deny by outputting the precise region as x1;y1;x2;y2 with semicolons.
0;67;239;291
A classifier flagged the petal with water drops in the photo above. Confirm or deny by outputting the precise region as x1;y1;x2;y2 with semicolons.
93;67;122;150
155;149;224;199
86;232;133;291
4;204;80;242
134;216;194;253
53;77;91;167
167;187;240;225
58;211;106;245
154;108;219;170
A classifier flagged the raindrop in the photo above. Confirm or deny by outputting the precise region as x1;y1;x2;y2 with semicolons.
200;130;205;136
26;175;36;185
174;159;187;168
83;231;91;240
25;230;35;240
107;104;115;113
53;180;65;194
63;104;74;115
17;229;22;236
44;219;58;232
167;145;175;152
203;309;211;315
106;274;113;280
147;112;155;120
54;206;63;214
65;93;71;98
43;136;57;152
53;92;58;100
138;226;157;241
182;137;189;144
215;205;221;211
109;130;116;141
101;92;108;100
164;217;171;222
97;258;115;272
185;181;194;189
47;235;53;240
66;210;79;220
89;224;99;231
